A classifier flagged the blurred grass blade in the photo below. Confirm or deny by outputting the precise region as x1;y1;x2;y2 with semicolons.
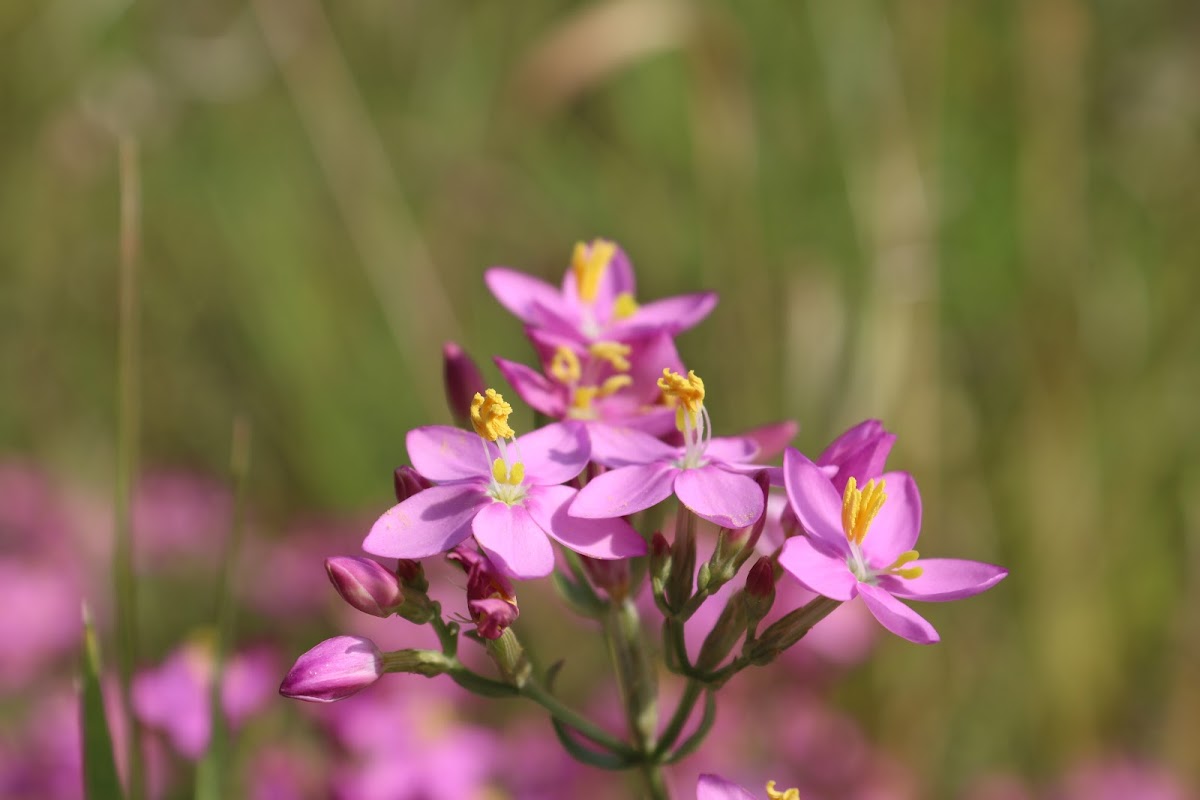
113;135;144;800
81;605;125;800
196;417;253;800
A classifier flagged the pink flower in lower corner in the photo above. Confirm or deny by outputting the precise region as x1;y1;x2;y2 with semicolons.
777;449;1007;644
571;370;775;529
698;774;802;799
363;392;645;579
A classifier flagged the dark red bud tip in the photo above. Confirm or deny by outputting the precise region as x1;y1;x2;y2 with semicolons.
651;531;671;559
581;555;630;598
394;558;424;584
393;466;433;504
443;341;487;427
746;556;775;598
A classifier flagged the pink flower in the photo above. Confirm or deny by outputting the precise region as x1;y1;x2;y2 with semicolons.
698;774;802;800
571;370;769;529
777;449;1007;644
279;636;384;703
363;390;645;579
485;239;717;345
815;420;896;494
495;330;684;437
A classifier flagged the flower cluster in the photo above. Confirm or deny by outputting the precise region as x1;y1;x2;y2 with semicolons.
280;240;1009;796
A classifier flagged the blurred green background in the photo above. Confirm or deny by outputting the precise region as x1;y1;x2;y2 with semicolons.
3;0;1198;795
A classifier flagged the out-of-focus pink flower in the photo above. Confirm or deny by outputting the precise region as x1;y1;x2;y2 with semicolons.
697;773;759;799
1056;759;1189;800
241;518;366;618
778;450;1006;644
0;560;81;692
280;636;383;704
318;679;501;800
572;370;772;529
133;641;277;759
364;398;644;578
247;746;326;800
496;331;683;436
132;472;232;567
485;239;717;345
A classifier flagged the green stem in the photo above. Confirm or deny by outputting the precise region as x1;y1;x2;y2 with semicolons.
653;679;703;758
638;762;670;800
521;681;636;758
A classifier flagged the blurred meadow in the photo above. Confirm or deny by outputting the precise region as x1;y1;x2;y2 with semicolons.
2;0;1199;797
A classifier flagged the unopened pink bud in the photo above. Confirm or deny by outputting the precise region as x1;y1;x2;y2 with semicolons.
394;558;427;591
279;636;383;703
745;556;775;598
442;342;486;427
581;556;630;600
393;466;432;504
325;557;404;617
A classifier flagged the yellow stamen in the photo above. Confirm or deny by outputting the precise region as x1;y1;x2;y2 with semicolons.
658;368;705;431
571;386;600;413
470;389;515;441
550;346;582;384
766;781;802;800
491;458;524;486
571;239;616;303
613;291;639;319
886;549;923;579
598;374;632;396
589;341;632;372
841;476;887;545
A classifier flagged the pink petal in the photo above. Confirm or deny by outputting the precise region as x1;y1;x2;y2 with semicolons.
611;292;718;338
880;558;1008;602
472;501;555;579
674;465;765;529
587;424;679;467
525;485;647;559
740;420;800;461
697;774;758;800
704;436;761;466
857;583;939;644
362;484;485;559
861;471;922;568
562;242;636;324
514;422;590;486
626;333;685;402
495;358;566;418
485;267;572;329
569;463;678;519
783;448;849;554
778;535;858;601
406;426;491;483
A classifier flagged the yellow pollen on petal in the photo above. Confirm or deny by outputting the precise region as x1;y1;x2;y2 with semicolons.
884;550;923;579
571;239;616;303
589;341;632;372
613;291;639;319
766;781;802;800
570;386;600;415
657;368;705;432
841;476;887;545
491;458;524;486
550;346;582;384
470;389;515;442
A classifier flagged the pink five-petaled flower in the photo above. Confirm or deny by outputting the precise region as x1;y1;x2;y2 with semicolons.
778;449;1007;644
485;238;717;345
571;369;768;529
697;774;803;800
363;389;646;579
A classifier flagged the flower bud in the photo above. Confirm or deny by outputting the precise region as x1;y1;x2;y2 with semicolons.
325;557;404;617
743;557;776;630
394;558;428;592
442;342;487;428
448;545;519;640
695;592;749;674
393;466;433;504
581;555;630;601
279;636;383;703
820;420;895;493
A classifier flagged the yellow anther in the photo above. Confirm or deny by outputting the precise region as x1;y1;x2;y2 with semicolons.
766;781;802;800
589;341;632;372
571;386;600;414
884;550;922;579
658;368;705;431
841;476;887;545
598;374;632;396
550;346;582;384
470;389;515;442
613;291;640;319
571;239;616;303
491;458;524;486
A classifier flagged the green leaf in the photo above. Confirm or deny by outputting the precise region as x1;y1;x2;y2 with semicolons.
81;606;125;800
550;719;636;771
551;570;606;617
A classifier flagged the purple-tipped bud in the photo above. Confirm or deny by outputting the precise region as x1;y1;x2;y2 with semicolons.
650;531;671;573
394;558;428;592
393;466;433;504
279;636;383;703
581;556;630;600
780;503;801;539
818;419;896;494
443;342;487;428
325;557;404;617
448;545;519;640
745;557;775;598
